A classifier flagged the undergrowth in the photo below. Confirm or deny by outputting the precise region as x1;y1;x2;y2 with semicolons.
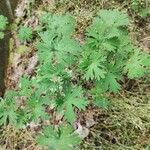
0;5;150;150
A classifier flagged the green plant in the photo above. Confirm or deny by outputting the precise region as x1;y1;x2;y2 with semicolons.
37;124;81;150
0;10;150;150
36;13;88;124
1;13;87;149
80;10;130;92
0;15;8;39
57;86;88;123
0;91;18;126
124;49;150;79
18;26;33;42
79;9;150;108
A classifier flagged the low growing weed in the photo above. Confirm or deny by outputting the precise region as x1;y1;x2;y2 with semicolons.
0;10;150;150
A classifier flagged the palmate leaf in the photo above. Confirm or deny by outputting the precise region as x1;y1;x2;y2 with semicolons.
19;76;33;97
91;86;111;108
0;100;17;126
83;52;107;81
57;87;88;123
37;37;54;63
18;26;33;42
85;10;129;53
117;35;133;56
92;63;122;93
101;72;121;93
37;30;59;63
56;38;81;64
40;13;75;37
0;90;28;128
18;77;50;123
0;15;8;39
85;61;106;81
97;9;129;27
86;20;121;52
0;91;18;126
100;63;122;93
36;62;66;92
37;124;81;150
0;15;8;30
86;19;105;40
37;31;81;65
49;15;75;36
23;82;52;123
125;50;150;79
102;41;116;52
26;95;49;122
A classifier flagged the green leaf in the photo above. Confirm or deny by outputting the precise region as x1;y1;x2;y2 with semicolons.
18;26;33;42
91;85;111;108
101;72;121;93
0;91;18;126
58;86;88;123
48;14;75;37
37;28;80;65
0;15;8;39
26;95;49;122
97;9;129;27
37;30;55;63
19;76;33;96
0;15;8;30
84;52;107;81
40;13;75;37
125;50;150;79
37;124;81;150
85;61;106;81
36;62;65;93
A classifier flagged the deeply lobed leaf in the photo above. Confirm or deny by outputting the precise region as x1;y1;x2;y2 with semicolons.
37;124;81;150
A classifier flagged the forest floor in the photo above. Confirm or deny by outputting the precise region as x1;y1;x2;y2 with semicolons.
1;0;150;150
